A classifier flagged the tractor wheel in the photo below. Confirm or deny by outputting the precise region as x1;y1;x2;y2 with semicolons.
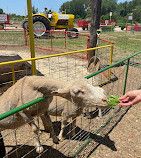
0;24;4;29
68;28;79;38
33;16;50;38
22;20;28;29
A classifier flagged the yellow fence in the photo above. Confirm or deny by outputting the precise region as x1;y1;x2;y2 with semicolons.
0;45;113;86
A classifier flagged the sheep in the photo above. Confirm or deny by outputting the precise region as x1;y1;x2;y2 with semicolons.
0;76;108;153
48;97;83;140
48;85;108;141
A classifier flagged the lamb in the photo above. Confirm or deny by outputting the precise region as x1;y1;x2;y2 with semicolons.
0;76;108;153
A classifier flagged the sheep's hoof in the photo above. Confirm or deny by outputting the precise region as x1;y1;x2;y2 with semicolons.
58;135;65;141
87;115;92;119
36;146;44;153
96;116;102;120
53;136;59;144
82;112;87;117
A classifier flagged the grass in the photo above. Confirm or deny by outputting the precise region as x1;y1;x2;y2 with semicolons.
0;31;25;45
0;29;141;62
101;31;141;53
75;29;141;61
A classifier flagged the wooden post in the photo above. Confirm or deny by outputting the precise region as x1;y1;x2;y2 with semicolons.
88;0;102;62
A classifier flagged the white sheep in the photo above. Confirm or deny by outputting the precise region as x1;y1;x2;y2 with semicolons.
0;76;108;153
48;86;108;140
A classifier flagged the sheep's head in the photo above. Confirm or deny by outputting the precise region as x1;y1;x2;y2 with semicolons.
51;79;108;109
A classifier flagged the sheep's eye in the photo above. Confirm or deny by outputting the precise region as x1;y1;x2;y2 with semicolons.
77;90;85;95
80;90;85;94
73;89;85;95
76;90;81;94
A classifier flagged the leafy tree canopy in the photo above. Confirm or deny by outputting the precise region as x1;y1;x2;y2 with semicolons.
59;0;141;22
0;8;4;14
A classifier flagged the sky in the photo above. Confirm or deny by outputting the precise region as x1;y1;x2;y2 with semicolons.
1;0;132;16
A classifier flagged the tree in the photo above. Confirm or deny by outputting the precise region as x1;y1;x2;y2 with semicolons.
118;1;129;17
59;0;89;19
88;0;102;61
0;8;4;14
101;0;117;17
59;0;141;22
132;5;141;21
32;6;38;14
9;14;24;21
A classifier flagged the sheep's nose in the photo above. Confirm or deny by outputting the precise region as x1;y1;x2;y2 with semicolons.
102;97;108;102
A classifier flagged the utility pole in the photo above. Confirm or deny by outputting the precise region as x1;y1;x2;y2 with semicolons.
88;0;102;62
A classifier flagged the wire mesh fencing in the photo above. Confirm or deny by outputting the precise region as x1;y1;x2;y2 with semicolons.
0;47;140;157
99;31;141;63
24;29;89;54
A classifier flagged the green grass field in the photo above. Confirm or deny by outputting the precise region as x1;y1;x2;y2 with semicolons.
100;31;141;61
0;29;140;62
101;31;141;52
79;30;141;61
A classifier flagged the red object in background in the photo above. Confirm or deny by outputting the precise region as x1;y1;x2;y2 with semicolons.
77;20;91;30
77;20;117;30
100;20;117;26
0;14;10;24
134;22;141;31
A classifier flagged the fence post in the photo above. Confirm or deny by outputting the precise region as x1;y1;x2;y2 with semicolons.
27;0;36;75
24;29;27;46
87;37;90;60
108;44;114;80
0;133;6;158
123;59;130;95
11;63;16;84
65;31;67;48
51;31;53;49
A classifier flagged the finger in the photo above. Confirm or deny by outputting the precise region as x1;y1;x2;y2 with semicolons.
119;96;129;102
119;94;128;100
119;101;133;106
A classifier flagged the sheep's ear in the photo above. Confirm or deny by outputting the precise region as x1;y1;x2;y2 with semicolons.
72;88;85;95
51;89;69;95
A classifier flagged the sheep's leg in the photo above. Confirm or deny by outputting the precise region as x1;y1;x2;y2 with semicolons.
58;118;68;141
83;108;92;119
98;108;102;118
19;112;43;153
71;117;76;137
85;109;92;119
40;112;59;144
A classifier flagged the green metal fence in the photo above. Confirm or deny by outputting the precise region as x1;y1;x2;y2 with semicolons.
0;51;140;157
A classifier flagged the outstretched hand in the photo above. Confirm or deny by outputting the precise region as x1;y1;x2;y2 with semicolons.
119;90;141;106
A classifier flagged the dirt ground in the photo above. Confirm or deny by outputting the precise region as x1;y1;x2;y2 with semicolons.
91;103;141;158
77;104;141;158
0;45;141;158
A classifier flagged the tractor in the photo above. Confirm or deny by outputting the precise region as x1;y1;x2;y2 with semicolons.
22;11;78;38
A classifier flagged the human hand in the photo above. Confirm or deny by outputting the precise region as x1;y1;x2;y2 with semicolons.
119;90;141;106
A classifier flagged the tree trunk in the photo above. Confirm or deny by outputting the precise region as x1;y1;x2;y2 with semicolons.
88;0;102;61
